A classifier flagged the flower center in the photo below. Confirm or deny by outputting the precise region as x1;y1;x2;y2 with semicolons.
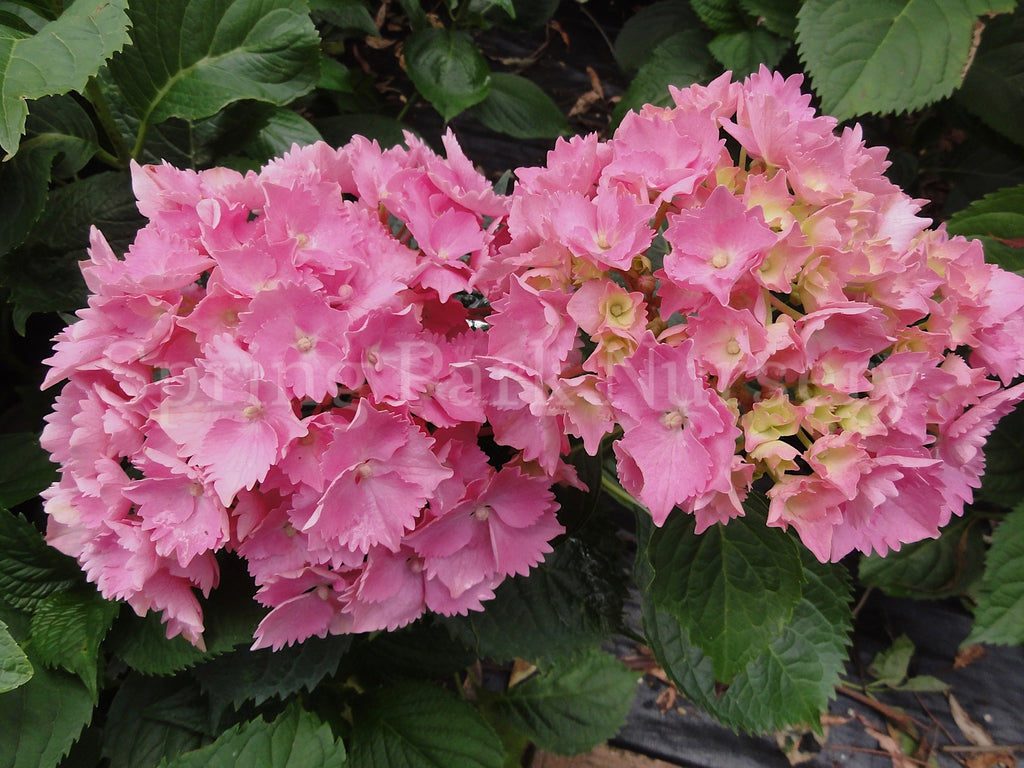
471;504;492;521
711;251;730;269
726;338;742;356
659;408;688;429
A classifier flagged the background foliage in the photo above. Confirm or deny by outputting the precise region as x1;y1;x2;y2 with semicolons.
2;0;1023;766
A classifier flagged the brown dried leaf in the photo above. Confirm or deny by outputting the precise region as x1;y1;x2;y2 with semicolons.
654;684;677;713
954;644;988;669
949;693;995;747
865;726;919;768
364;36;395;49
509;658;538;688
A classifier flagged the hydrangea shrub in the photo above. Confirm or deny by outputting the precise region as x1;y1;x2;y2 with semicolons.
39;67;1024;680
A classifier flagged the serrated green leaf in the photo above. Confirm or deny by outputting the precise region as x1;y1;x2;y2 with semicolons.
0;433;57;508
707;27;791;75
966;503;1024;646
639;512;852;732
611;30;718;127
194;633;351;722
0;612;94;768
946;185;1024;275
348;681;506;768
404;27;491;122
470;72;566;139
612;0;701;72
692;0;747;32
339;619;473;687
443;531;627;666
107;0;320;156
797;0;1016;120
0;510;82;612
29;589;119;699
0;0;130;156
738;0;800;38
0;618;33;693
858;515;987;600
490;649;637;755
957;8;1024;148
101;675;210;768
648;500;804;681
159;702;347;768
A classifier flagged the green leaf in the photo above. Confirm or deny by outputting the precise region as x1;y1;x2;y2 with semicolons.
470;72;566;139
707;27;791;75
946;184;1024;275
639;514;852;732
613;0;701;72
858;514;987;600
0;607;94;768
611;30;718;127
490;649;637;756
0;433;57;508
194;634;351;722
0;618;33;693
978;401;1024;505
957;8;1024;148
315;113;409;148
309;0;379;36
443;530;627;666
867;634;915;687
647;499;805;681
29;589;119;699
404;27;491;122
0;0;130;156
966;503;1024;646
243;107;322;163
0;93;98;256
347;681;506;768
796;0;1016;120
107;0;320;154
0;510;82;613
692;0;747;32
159;702;347;768
102;675;211;768
738;0;801;38
339;619;474;687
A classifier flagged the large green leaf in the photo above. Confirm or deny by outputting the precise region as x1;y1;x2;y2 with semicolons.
194;633;351;722
642;545;852;732
0;0;129;156
797;0;1017;120
692;0;747;32
470;72;566;139
647;499;804;681
858;515;987;600
106;0;320;155
30;589;119;699
443;530;627;666
0;607;94;768
957;8;1024;148
966;503;1024;646
0;617;32;694
347;681;506;768
158;703;347;768
489;649;638;756
102;675;211;768
946;184;1024;275
0;510;82;613
403;27;491;122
